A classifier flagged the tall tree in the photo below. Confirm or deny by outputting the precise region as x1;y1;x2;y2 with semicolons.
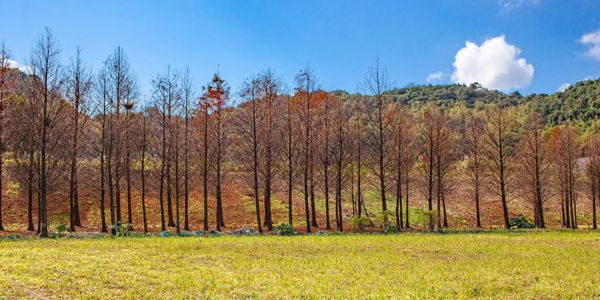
258;71;280;231
549;126;580;229
181;68;194;231
66;48;92;231
207;74;229;231
237;77;262;232
587;135;600;230
103;47;137;230
281;94;301;226
315;91;332;230
482;105;516;229
27;28;65;237
152;67;178;231
140;108;149;233
198;91;211;231
96;69;109;232
464;115;484;228
331;95;351;231
516;112;549;228
365;58;392;222
418;105;440;230
352;96;367;221
0;41;16;231
295;65;317;233
434;110;455;229
123;99;135;228
391;105;414;230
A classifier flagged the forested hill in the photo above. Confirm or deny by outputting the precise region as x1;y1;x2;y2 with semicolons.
368;78;600;128
530;78;600;127
384;83;523;107
8;66;600;127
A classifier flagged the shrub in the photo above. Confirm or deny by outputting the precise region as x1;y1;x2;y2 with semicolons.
55;224;68;237
349;216;373;231
510;215;534;229
192;230;205;236
111;222;133;237
377;210;394;233
274;223;295;236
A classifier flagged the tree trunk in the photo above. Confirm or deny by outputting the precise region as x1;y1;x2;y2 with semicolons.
252;98;262;233
27;147;35;231
202;106;209;232
141;115;148;234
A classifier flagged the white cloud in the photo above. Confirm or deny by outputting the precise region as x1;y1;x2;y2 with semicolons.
7;59;20;68
426;71;444;83
557;82;571;92
451;35;534;91
579;29;600;61
498;0;540;12
7;59;30;73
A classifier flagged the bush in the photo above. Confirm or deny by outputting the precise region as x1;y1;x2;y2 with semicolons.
55;224;68;237
349;216;373;231
377;211;394;233
179;231;193;237
274;223;295;236
111;222;133;237
510;215;534;229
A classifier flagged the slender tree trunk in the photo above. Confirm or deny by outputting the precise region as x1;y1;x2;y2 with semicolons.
167;156;174;227
310;162;317;227
40;87;49;238
264;97;273;231
304;92;311;233
436;153;442;229
377;100;387;215
141;114;148;234
324;161;331;230
498;142;510;229
0;150;4;231
335;166;342;231
395;146;403;230
107;145;115;231
175;137;180;234
592;173;597;230
286;98;294;226
69;90;81;229
125;109;132;227
159;102;167;231
215;108;224;230
475;172;481;228
427;135;434;231
99;145;107;233
27;147;35;231
441;185;448;228
533;133;544;228
252;97;262;233
202;105;209;231
37;164;41;234
357;128;363;219
126;151;132;226
184;114;190;231
593;175;599;230
404;169;410;229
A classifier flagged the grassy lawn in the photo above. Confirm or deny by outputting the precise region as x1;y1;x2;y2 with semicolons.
0;231;599;299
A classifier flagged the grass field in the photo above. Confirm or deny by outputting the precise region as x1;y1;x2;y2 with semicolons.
0;231;599;299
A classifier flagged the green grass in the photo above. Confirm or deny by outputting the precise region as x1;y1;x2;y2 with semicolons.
1;231;600;298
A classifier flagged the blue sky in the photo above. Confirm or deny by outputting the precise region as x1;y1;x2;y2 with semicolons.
1;0;600;100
